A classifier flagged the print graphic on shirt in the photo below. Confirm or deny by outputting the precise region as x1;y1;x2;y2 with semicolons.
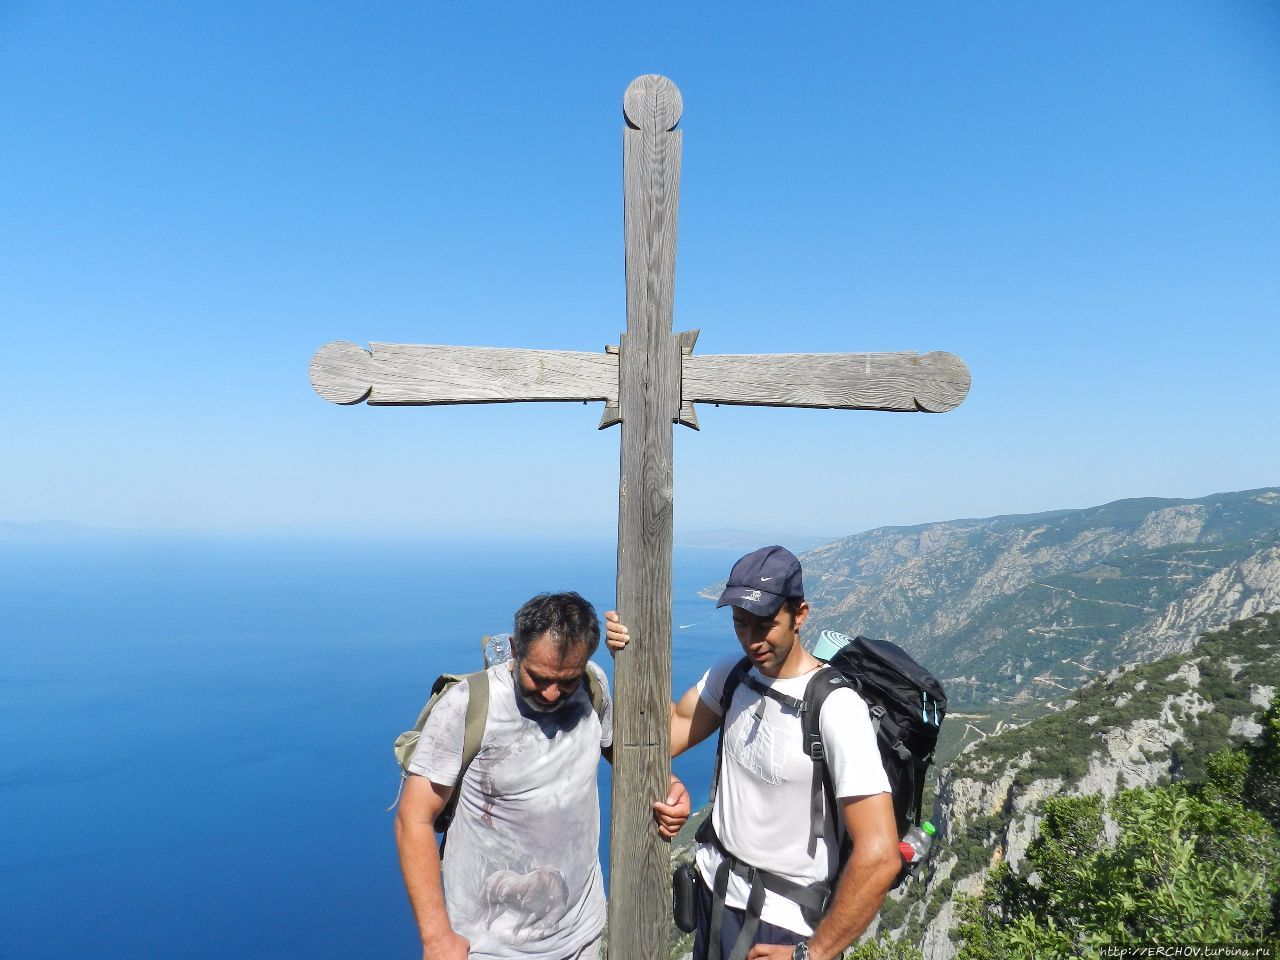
471;727;529;828
477;767;499;828
482;867;570;944
471;685;595;812
472;723;542;830
726;708;785;785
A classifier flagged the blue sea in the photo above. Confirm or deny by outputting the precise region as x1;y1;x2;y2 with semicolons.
0;534;741;959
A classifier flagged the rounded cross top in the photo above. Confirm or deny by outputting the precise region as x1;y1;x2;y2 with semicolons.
623;74;683;132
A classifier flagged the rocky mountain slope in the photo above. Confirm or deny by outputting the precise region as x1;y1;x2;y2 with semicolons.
793;487;1280;709
666;612;1280;960
679;487;1280;958
877;611;1280;959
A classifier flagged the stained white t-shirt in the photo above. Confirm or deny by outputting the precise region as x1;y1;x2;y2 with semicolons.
409;660;613;960
694;653;890;936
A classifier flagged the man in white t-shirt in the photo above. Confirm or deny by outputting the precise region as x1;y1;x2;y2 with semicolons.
606;547;901;960
396;592;691;960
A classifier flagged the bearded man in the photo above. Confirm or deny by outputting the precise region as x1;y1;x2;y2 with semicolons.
396;591;690;960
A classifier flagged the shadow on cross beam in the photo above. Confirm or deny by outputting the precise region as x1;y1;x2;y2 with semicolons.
308;340;970;415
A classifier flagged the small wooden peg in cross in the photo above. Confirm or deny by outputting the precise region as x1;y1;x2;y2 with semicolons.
309;74;969;960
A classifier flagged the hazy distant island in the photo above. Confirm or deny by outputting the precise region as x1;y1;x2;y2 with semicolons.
0;520;89;541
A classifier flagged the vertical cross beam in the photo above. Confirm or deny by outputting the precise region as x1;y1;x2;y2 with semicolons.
609;74;683;960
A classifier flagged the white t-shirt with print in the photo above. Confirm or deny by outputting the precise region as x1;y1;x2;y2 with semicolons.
409;660;613;960
694;653;891;937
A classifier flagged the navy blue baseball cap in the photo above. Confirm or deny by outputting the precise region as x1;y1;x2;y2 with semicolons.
716;545;804;617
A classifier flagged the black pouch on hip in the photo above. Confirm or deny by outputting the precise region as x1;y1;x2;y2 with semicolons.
672;862;697;933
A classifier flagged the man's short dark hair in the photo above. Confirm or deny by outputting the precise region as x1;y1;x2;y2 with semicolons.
512;592;601;660
782;597;805;619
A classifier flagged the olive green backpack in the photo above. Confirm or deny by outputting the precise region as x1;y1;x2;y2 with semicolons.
390;636;607;833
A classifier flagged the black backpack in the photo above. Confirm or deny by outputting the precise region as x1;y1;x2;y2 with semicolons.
812;633;946;846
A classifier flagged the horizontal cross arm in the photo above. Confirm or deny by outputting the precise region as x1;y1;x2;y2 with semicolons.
681;351;970;413
309;341;619;406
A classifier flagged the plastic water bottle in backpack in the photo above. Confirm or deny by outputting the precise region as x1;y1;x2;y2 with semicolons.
899;820;936;865
483;632;513;667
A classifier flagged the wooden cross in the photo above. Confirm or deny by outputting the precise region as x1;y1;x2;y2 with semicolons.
309;75;969;960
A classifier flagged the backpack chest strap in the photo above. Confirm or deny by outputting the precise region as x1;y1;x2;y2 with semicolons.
739;673;807;713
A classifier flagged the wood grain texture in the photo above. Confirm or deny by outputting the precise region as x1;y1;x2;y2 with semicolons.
682;350;971;412
624;73;683;133
309;341;619;406
610;74;682;960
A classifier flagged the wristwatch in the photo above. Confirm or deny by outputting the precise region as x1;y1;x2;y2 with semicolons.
792;942;810;960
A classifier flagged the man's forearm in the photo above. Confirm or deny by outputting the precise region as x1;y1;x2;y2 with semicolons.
394;817;456;945
805;845;901;960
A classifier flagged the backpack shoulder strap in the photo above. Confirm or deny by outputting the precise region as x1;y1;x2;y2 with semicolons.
719;656;752;716
801;666;855;873
708;657;752;806
458;669;491;780
583;664;607;720
431;669;491;835
802;665;855;765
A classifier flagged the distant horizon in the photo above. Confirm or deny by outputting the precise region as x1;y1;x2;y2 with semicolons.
6;480;1276;545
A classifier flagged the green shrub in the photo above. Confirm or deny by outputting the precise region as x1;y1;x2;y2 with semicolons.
845;937;924;960
952;785;1279;959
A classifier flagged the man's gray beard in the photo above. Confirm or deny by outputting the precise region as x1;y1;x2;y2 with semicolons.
514;668;568;714
518;688;562;713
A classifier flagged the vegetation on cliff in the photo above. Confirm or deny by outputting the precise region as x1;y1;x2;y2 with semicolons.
879;612;1280;956
952;707;1280;957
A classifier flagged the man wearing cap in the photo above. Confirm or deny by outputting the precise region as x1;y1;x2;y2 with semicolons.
606;547;900;960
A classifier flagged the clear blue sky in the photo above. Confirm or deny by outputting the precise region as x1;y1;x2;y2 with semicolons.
2;1;1277;539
